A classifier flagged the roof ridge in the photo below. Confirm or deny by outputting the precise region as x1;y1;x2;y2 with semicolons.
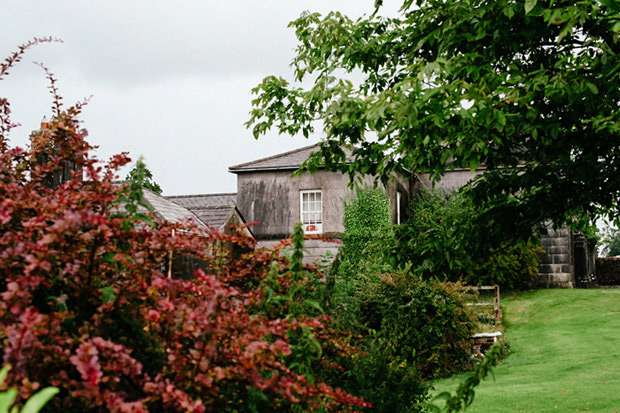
166;193;237;199
190;205;236;210
228;143;318;171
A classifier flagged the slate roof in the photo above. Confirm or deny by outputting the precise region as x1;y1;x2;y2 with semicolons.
166;193;237;209
166;193;241;229
228;144;355;173
141;188;206;227
191;207;235;229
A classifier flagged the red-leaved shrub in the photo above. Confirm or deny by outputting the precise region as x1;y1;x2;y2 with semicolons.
0;39;368;412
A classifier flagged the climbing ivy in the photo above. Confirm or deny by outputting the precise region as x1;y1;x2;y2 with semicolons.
340;186;393;277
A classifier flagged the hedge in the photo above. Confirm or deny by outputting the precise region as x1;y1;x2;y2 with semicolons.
596;257;620;286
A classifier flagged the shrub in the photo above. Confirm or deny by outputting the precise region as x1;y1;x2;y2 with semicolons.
0;365;58;413
595;257;620;286
469;238;543;289
391;191;542;289
320;188;482;410
0;40;368;412
356;272;476;380
319;269;477;412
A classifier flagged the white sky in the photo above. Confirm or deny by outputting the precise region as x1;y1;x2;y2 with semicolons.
2;1;401;195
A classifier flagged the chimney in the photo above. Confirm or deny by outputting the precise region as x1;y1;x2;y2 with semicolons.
40;116;49;130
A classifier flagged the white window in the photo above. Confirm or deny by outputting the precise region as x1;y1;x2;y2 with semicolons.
300;190;322;234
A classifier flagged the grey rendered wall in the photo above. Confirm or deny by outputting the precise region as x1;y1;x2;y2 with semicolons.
258;239;341;265
236;170;414;263
236;169;376;239
418;169;484;193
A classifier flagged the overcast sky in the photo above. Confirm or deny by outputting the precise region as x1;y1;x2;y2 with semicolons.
2;1;402;195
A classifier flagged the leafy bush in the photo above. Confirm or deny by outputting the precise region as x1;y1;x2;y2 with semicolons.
338;339;430;413
356;272;476;380
391;191;542;289
470;239;543;289
315;187;483;411
319;268;477;412
0;40;368;412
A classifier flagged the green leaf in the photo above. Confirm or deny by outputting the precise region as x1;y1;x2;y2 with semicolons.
503;5;515;19
302;299;324;314
524;0;537;15
101;252;115;263
0;365;9;387
585;82;598;95
0;388;17;413
602;0;620;12
56;296;68;312
101;286;116;304
21;387;59;413
433;391;452;401
133;213;155;227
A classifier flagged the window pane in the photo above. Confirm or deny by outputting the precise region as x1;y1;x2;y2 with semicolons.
300;190;322;229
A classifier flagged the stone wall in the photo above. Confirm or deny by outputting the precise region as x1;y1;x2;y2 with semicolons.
258;239;341;265
536;227;574;288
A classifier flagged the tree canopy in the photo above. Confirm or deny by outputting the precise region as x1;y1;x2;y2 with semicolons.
248;0;620;243
604;226;620;256
125;158;163;194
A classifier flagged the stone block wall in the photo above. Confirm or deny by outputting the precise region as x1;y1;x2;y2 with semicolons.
536;227;574;288
257;239;341;265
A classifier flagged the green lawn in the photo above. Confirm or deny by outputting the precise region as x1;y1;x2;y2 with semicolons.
433;289;620;412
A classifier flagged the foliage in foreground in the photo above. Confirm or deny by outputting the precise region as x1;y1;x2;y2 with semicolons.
0;365;58;413
248;0;616;247
0;40;368;412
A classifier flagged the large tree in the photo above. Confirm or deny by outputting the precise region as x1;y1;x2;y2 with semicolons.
248;0;620;244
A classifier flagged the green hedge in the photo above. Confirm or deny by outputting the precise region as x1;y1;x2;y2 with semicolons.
596;257;620;286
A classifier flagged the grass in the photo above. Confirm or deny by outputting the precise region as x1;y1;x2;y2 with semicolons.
433;289;620;412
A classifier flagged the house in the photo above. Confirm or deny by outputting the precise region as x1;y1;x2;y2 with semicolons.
141;188;207;228
227;140;595;286
228;144;417;262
